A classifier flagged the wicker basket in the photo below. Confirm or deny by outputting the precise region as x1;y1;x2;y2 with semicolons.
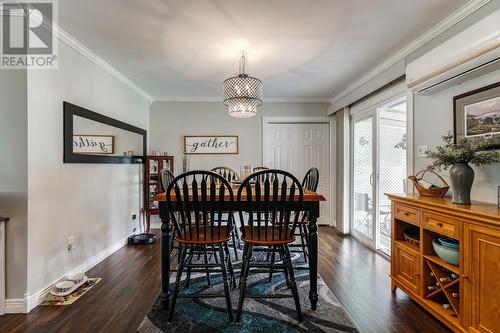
408;169;449;198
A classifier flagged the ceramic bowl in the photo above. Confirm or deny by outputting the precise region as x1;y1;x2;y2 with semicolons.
67;272;86;284
432;239;459;266
437;237;459;250
55;280;75;293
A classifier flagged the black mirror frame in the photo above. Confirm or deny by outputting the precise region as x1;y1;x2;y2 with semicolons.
63;101;147;164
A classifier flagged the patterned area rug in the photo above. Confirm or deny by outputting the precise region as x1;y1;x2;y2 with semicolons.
138;250;357;333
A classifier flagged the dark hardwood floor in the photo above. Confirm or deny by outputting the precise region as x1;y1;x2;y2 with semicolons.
318;227;450;333
0;232;162;333
0;227;451;333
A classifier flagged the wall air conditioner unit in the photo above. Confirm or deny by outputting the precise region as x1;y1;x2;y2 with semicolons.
406;9;500;95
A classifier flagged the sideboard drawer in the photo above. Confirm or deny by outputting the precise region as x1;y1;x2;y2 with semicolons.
422;212;459;238
394;203;420;225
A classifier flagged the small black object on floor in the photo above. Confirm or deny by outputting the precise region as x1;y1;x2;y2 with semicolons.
129;233;156;245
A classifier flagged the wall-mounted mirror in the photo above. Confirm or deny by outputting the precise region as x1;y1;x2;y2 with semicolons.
64;102;146;164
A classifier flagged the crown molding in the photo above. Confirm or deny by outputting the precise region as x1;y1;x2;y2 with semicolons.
3;2;152;102
152;96;330;103
264;97;330;103
53;25;152;103
330;0;491;104
152;96;222;103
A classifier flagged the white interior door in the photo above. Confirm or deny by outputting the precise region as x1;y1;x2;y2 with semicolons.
266;123;330;225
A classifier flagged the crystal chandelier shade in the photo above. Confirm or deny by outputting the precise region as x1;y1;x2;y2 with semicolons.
223;53;263;118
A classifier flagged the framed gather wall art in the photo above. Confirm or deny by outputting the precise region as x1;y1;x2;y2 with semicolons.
73;135;114;154
454;81;500;150
184;135;239;154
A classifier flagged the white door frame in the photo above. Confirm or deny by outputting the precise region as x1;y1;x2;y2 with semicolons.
262;116;335;227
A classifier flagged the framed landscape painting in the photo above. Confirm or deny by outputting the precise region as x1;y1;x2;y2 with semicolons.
454;81;500;150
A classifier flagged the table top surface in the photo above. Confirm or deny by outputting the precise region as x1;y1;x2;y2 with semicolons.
386;193;500;221
154;187;326;202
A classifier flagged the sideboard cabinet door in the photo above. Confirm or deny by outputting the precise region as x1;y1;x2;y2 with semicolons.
465;223;500;333
393;242;420;295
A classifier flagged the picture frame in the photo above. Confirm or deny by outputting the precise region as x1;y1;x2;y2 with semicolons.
184;135;239;154
453;81;500;150
73;135;114;154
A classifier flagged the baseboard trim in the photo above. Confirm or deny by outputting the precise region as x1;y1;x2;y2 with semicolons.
6;236;130;313
5;298;27;314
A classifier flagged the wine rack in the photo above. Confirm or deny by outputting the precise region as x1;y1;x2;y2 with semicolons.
424;258;460;319
420;227;461;326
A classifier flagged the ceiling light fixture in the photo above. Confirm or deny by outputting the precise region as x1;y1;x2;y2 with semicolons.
223;52;263;118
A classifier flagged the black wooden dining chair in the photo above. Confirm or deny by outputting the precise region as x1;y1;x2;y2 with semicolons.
290;167;320;262
211;166;241;260
166;170;236;322
211;166;240;182
160;168;179;256
252;166;268;172
251;166;269;184
160;168;175;192
236;169;303;323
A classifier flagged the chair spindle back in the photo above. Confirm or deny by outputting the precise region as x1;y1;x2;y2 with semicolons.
166;171;234;242
237;169;303;242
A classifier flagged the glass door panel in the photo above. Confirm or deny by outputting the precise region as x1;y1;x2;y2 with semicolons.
352;116;374;241
377;100;407;255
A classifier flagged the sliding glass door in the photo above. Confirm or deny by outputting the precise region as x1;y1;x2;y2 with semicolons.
351;115;375;244
350;94;408;255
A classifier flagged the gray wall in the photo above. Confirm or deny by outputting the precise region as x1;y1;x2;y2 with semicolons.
414;69;500;203
25;42;150;296
149;101;328;173
0;70;28;300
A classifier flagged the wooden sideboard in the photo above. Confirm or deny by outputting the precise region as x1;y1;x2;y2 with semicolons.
387;194;500;333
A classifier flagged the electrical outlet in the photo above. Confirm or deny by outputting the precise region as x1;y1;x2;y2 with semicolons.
417;145;428;157
68;235;75;251
131;211;137;220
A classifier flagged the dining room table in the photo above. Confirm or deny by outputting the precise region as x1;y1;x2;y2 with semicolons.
154;185;326;311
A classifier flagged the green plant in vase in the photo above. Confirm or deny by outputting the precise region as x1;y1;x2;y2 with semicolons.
425;132;499;205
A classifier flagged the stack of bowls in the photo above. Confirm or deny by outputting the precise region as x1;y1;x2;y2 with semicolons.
432;237;459;265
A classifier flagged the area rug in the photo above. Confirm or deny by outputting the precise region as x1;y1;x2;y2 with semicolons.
138;250;357;333
40;278;101;306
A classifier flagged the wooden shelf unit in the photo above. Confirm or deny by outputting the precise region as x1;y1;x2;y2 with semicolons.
388;193;500;333
145;155;174;232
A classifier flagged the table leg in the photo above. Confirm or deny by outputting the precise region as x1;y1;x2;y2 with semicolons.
307;204;319;310
160;217;171;310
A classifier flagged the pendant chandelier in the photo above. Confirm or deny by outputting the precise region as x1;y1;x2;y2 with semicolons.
223;52;263;118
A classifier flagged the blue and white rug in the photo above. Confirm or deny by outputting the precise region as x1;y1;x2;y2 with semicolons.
138;251;358;333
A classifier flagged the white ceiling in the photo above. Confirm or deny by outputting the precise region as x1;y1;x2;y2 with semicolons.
59;0;468;101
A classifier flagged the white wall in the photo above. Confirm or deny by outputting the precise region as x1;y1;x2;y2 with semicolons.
149;101;328;173
25;42;150;296
0;70;28;300
414;69;500;204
